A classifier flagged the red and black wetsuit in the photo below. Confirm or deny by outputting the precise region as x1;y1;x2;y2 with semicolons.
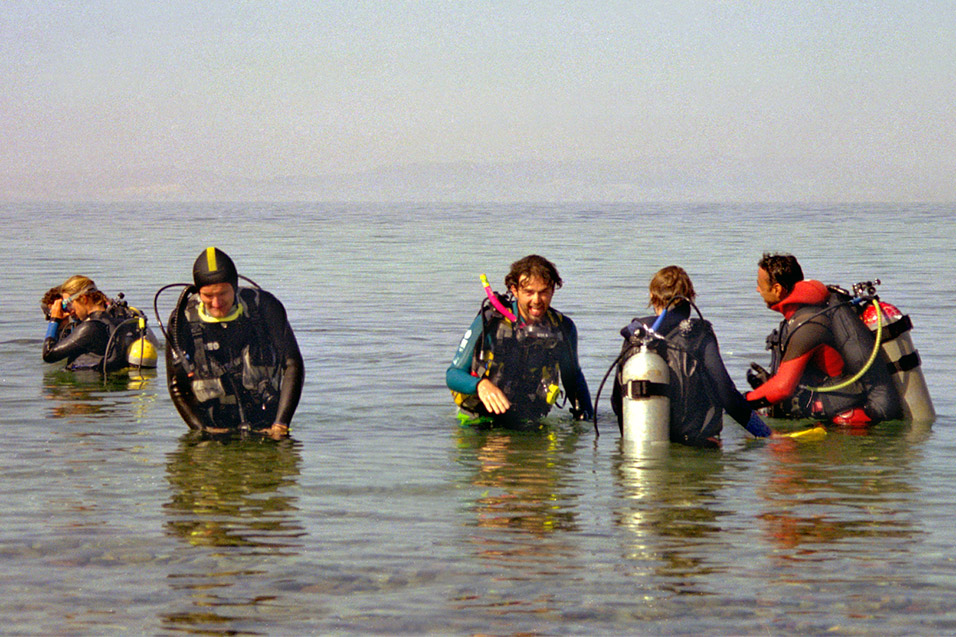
746;280;901;425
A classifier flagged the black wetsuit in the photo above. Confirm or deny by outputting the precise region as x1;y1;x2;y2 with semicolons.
612;305;768;444
166;287;304;432
42;311;114;371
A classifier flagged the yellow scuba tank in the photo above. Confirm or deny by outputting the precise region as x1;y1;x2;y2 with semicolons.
126;318;160;368
106;297;160;369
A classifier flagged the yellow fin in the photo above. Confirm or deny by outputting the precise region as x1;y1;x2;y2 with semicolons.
783;426;827;440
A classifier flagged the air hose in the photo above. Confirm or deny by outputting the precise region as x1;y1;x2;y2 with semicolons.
100;315;147;376
803;298;882;393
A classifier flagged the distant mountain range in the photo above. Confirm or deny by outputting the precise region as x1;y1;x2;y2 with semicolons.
1;158;947;202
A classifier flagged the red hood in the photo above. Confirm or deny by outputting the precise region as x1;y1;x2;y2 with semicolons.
771;280;829;319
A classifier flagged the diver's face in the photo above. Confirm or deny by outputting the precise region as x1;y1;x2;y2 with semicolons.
61;292;91;320
199;283;236;318
757;268;783;308
509;275;554;324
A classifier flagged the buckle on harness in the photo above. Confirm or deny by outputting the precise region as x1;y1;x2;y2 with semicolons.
625;379;668;399
888;350;920;375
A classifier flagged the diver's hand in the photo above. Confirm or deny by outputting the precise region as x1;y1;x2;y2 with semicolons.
571;408;593;421
259;423;290;439
747;362;770;389
570;398;593;421
477;378;511;415
49;301;69;321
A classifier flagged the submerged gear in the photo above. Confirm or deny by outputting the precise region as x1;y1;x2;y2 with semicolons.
165;285;304;432
193;247;239;291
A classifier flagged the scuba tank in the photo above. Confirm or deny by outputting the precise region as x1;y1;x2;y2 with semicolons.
105;294;159;369
860;298;935;422
619;338;670;443
69;294;159;374
126;321;159;367
619;313;670;443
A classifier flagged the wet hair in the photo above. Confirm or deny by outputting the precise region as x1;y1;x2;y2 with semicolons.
59;275;109;307
193;247;239;290
40;286;61;320
504;255;563;291
758;252;804;295
648;265;696;310
41;286;61;305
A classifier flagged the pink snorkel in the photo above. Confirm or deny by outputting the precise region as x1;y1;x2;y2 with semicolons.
480;274;519;323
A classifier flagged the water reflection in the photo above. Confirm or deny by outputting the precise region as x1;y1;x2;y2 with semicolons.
452;424;584;620
42;367;159;421
457;425;582;537
614;443;730;591
161;433;304;633
761;422;927;553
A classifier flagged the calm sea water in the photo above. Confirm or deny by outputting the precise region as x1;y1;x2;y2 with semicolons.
1;202;954;635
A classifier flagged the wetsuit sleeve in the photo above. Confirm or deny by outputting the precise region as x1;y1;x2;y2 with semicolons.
42;319;107;364
745;320;830;405
746;355;811;405
743;411;772;437
559;317;593;420
259;292;304;427
445;313;484;395
165;341;206;430
699;330;753;426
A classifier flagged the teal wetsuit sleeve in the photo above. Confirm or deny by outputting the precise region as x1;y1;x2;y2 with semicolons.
446;313;484;394
558;317;593;419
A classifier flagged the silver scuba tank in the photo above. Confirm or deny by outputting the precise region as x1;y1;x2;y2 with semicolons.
862;301;935;422
620;342;670;443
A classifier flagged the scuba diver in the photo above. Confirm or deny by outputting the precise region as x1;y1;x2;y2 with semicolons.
746;253;902;426
608;266;771;447
446;254;593;428
41;285;75;339
42;275;158;373
160;247;304;438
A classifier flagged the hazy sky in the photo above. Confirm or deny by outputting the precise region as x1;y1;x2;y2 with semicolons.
2;1;954;201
